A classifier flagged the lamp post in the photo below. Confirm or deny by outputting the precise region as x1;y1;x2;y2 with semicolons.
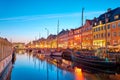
45;28;49;49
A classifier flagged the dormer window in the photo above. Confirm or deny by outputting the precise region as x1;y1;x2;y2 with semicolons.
106;18;109;22
114;15;119;20
94;22;97;26
99;21;102;24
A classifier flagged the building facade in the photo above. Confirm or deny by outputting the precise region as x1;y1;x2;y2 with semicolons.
92;7;120;49
58;29;69;49
68;29;74;49
73;27;81;49
82;20;93;49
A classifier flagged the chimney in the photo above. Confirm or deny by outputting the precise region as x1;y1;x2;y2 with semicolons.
107;8;111;12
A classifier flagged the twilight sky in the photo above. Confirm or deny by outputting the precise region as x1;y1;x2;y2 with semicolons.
0;0;120;43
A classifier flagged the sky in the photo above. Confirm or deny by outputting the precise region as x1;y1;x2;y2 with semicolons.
0;0;120;43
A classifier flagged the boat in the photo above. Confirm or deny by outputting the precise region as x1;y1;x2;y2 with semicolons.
0;38;13;77
62;49;73;60
71;48;120;74
50;49;63;57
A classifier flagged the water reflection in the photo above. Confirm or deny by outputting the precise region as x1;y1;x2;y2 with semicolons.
1;50;120;80
74;67;84;80
0;62;12;80
10;51;74;80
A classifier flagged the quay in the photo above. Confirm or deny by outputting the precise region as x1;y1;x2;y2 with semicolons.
0;37;13;79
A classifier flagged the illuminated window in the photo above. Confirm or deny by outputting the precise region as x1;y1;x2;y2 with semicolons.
95;22;97;26
112;24;116;28
99;21;102;24
114;15;119;20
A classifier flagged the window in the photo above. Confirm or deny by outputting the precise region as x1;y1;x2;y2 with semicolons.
118;40;120;44
99;21;102;24
113;32;117;37
96;34;98;38
107;24;110;29
103;33;106;38
114;15;119;20
94;22;97;26
118;22;120;27
108;32;110;37
99;34;101;38
95;28;97;31
112;24;116;28
107;42;110;45
94;28;96;32
98;27;100;31
119;32;120;36
113;40;117;45
101;26;103;30
106;18;109;23
103;26;106;30
94;35;96;39
101;33;103;38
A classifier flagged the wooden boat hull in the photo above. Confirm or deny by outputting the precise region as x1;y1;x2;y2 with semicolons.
71;54;120;74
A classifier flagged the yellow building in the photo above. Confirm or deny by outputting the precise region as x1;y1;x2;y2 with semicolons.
93;8;120;49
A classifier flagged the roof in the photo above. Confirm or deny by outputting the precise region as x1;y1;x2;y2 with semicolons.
93;7;120;26
58;29;69;36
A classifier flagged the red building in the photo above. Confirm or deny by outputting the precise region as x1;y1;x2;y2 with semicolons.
82;20;93;49
68;29;74;49
73;27;82;49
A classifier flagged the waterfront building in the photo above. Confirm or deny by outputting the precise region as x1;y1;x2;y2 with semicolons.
58;29;69;49
0;37;12;76
73;27;82;49
82;20;93;49
92;7;120;49
68;29;74;49
38;38;46;48
47;34;57;48
12;42;25;49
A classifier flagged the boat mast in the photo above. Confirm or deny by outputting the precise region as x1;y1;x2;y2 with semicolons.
105;13;108;57
57;20;59;50
81;8;84;50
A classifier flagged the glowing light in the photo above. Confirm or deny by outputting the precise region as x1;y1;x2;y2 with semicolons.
74;67;84;80
75;67;82;73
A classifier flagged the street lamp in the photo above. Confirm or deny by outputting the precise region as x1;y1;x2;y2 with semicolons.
45;28;49;38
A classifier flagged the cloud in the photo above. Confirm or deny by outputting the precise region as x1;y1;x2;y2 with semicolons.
0;11;104;22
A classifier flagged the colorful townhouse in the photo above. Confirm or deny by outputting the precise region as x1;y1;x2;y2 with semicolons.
82;20;93;49
92;7;120;49
58;29;69;49
73;27;82;49
68;29;74;49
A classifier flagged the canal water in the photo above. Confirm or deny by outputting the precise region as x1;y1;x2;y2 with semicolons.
2;50;120;80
